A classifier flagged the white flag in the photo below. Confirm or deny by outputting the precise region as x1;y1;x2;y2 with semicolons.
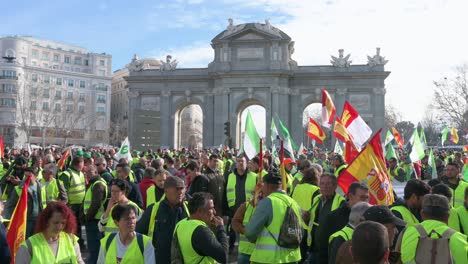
114;137;132;162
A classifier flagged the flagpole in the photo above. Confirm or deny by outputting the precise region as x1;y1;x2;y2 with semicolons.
280;140;287;191
254;138;263;206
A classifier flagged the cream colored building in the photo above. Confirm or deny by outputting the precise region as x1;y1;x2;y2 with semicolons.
0;36;112;147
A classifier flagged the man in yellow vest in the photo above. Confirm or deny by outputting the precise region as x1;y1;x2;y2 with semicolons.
40;163;67;203
136;176;190;263
59;156;86;247
331;154;347;178
396;194;468;263
173;192;228;263
456;187;468;235
443;162;468;208
244;171;302;263
97;204;155;263
223;155;258;251
80;164;108;264
390;179;430;231
387;157;406;182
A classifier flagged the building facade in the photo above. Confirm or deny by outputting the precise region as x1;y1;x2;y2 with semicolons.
0;36;112;147
126;20;390;149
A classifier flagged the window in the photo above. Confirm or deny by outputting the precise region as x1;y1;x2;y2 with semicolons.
31;87;37;96
42;102;49;111
79;93;85;101
32;74;38;82
74;57;81;65
100;60;105;66
97;83;107;91
30;101;36;110
56;77;62;85
42;52;49;60
53;54;59;62
44;75;50;84
0;98;16;108
55;104;61;112
84;59;89;66
66;105;73;112
97;95;106;103
67;91;73;99
97;106;105;113
32;50;38;58
2;70;16;79
43;89;49;98
1;84;16;93
68;79;74;87
64;56;71;63
79;105;84;113
79;80;86;88
55;91;61;99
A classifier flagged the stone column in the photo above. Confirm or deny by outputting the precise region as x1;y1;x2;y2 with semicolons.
373;87;386;135
160;90;171;148
334;88;347;117
213;87;230;146
127;91;139;146
203;94;214;147
290;89;302;147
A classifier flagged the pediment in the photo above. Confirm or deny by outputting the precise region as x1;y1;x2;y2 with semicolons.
234;32;267;41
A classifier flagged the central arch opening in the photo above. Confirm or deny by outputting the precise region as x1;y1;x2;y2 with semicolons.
237;104;266;149
175;104;203;149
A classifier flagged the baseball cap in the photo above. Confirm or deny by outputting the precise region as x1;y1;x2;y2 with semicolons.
14;156;28;165
164;176;185;189
263;172;282;185
363;205;407;226
283;158;294;165
421;194;450;216
331;154;344;162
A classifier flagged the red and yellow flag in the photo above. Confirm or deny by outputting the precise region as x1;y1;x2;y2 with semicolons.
7;175;31;263
321;89;336;128
57;147;71;170
338;129;394;205
0;135;4;158
335;117;359;163
392;127;404;149
307;118;326;144
451;126;459;144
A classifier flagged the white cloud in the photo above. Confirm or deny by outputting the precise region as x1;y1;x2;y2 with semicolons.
148;42;214;68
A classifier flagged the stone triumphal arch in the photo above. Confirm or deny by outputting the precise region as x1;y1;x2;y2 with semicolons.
126;20;390;149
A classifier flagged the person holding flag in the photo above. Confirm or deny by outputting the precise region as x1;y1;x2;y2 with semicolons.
15;202;85;264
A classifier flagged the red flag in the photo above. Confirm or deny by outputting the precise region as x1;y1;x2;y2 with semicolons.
7;175;31;263
307;118;326;144
57;147;71;170
333;117;353;143
341;101;372;148
392;127;404;149
343;142;360;164
338;130;394;205
0;136;4;158
463;145;468;152
321;89;336;128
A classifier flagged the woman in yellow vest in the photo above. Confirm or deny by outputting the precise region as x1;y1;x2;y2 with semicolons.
291;167;320;211
97;204;154;263
15;202;85;263
98;179;142;235
232;198;258;264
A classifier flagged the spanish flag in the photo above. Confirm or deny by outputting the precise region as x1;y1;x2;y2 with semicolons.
57;147;71;170
334;117;359;163
307;118;326;144
338;129;394;205
392;127;404;149
7;175;31;263
321;89;336;128
451;126;459;144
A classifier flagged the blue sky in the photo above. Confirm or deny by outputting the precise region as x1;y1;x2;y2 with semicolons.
3;0;468;131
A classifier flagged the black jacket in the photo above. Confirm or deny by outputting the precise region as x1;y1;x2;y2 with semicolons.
126;180;143;209
320;203;351;264
187;175;210;196
131;163;145;183
136;199;190;263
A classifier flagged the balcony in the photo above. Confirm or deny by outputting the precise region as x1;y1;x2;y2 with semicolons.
97;99;106;104
0;76;18;80
0;89;17;94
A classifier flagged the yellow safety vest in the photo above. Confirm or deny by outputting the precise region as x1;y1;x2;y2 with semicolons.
400;220;468;264
334;164;347;177
111;170;137;183
226;172;257;208
449;180;468;209
61;169;85;205
175;218;216;264
448;207;461;232
329;225;354;244
103;201;142;235
250;192;302;263
145;185;165;208
291;183;320;211
391;205;419;226
307;193;345;246
15;183;47;209
22;232;78;264
83;179;108;220
101;232;151;264
40;178;60;203
238;202;255;255
147;200;189;240
456;206;468;235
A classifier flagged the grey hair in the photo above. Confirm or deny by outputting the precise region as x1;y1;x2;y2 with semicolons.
44;154;55;164
349;201;372;226
310;163;323;175
43;163;58;176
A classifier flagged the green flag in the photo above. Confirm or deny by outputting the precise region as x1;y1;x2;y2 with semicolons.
385;143;398;161
384;130;394;146
334;141;343;155
241;111;261;159
441;126;449;146
409;129;425;162
428;149;437;180
277;116;296;161
419;127;427;150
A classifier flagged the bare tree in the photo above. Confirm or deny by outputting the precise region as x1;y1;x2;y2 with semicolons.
109;119;128;146
420;103;445;146
385;103;402;129
433;64;468;130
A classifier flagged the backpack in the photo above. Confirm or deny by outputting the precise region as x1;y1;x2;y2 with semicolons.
267;194;303;249
171;225;185;264
105;232;144;256
414;224;455;264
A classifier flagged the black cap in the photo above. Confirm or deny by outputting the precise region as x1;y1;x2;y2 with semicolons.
263;172;282;185
363;206;407;226
15;156;28;165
